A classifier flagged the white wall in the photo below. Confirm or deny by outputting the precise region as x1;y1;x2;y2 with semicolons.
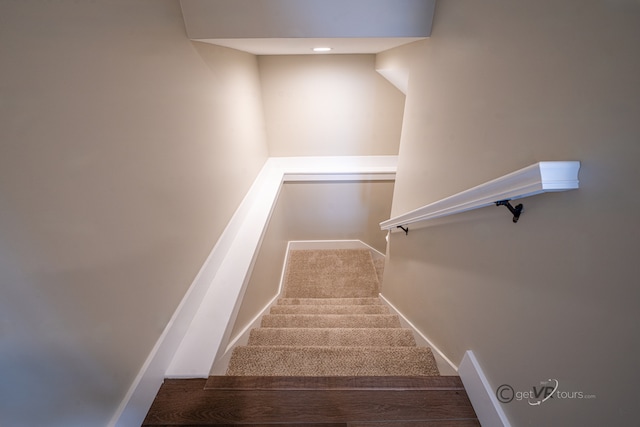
259;54;405;156
0;1;268;426
382;1;640;426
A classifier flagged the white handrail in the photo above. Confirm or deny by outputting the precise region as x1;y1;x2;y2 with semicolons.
380;161;580;231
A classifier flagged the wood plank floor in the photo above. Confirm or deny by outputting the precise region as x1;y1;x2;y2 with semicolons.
204;376;467;391
143;377;480;426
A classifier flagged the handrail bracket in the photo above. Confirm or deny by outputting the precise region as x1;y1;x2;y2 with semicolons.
495;200;523;223
397;225;409;235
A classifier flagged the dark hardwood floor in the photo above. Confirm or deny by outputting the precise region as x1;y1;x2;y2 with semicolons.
143;376;480;426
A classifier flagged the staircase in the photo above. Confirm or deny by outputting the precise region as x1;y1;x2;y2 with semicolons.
143;248;479;425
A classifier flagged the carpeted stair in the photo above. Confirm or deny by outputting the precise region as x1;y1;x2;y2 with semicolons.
226;248;440;377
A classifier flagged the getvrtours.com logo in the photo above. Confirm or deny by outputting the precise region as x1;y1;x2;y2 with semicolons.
496;379;596;406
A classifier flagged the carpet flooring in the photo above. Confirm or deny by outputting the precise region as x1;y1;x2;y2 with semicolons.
226;249;440;377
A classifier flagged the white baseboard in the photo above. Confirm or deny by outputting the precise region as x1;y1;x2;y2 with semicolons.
372;299;511;425
459;350;511;427
288;239;385;259
211;241;293;375
353;239;386;261
209;291;280;375
378;294;458;376
109;157;397;427
375;296;510;426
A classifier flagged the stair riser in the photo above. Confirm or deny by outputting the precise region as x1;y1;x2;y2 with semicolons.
248;328;417;347
270;305;389;315
277;298;383;306
261;314;401;329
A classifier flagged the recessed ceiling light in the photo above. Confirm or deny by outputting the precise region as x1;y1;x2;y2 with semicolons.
312;47;332;52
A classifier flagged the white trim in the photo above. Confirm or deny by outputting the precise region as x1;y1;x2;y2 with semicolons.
222;240;293;356
276;156;398;175
110;156;397;427
210;241;295;375
209;293;280;375
211;241;292;375
289;239;374;251
277;241;294;300
231;299;277;344
356;239;386;261
381;161;580;231
459;351;511;427
288;239;371;250
378;293;458;375
284;172;396;181
288;239;386;262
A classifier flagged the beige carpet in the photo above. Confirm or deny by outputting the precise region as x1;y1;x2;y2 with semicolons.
283;249;380;298
226;249;440;377
227;346;438;377
278;297;382;306
247;328;417;347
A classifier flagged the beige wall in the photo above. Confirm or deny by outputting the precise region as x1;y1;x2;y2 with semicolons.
231;180;394;339
383;1;640;426
375;40;422;74
279;181;395;252
0;1;268;425
258;55;405;156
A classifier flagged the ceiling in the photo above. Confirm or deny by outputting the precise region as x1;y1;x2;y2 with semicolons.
180;0;435;55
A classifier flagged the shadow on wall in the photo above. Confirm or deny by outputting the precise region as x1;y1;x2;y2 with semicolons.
0;233;120;425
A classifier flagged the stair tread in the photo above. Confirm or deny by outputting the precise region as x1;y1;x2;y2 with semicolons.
143;379;478;425
226;346;440;376
248;327;416;347
205;375;464;390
